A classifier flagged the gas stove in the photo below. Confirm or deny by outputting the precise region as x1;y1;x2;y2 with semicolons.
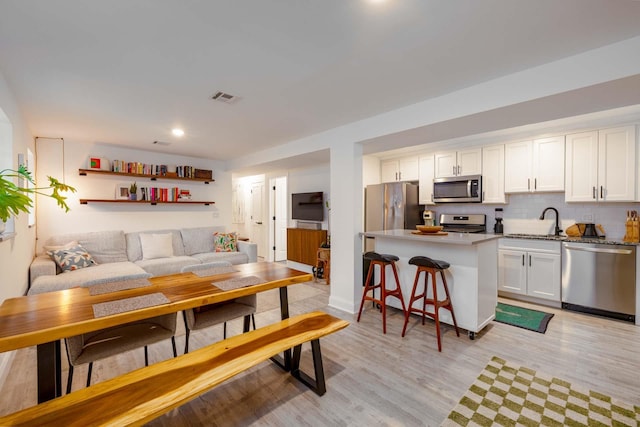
439;214;486;233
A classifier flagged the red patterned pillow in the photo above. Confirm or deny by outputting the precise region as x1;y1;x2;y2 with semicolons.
213;232;238;252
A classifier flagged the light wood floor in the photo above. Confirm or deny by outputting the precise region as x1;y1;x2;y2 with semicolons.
1;280;639;426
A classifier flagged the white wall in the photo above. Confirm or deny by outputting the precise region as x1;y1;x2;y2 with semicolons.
0;73;36;300
35;139;231;252
287;164;330;231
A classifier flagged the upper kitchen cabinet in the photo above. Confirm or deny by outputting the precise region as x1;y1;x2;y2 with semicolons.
504;136;565;193
565;125;637;202
434;148;482;178
481;144;506;204
418;155;435;205
380;157;419;182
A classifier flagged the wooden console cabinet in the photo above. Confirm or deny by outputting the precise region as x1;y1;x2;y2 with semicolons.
287;228;327;265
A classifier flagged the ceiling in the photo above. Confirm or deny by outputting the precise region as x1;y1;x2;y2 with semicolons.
1;1;640;167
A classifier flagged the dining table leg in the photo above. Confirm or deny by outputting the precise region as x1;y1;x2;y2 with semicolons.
37;340;61;403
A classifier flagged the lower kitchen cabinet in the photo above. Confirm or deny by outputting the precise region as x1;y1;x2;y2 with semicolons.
498;239;561;302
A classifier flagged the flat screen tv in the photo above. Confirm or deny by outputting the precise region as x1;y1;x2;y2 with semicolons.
291;192;324;222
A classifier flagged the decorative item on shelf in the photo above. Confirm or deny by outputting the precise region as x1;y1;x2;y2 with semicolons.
87;156;110;171
129;182;138;200
115;184;130;200
194;169;213;180
0;164;76;222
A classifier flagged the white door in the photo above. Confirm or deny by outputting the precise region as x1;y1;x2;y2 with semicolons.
533;136;565;192
565;131;598;201
527;252;561;301
598;125;636;202
418;155;435;205
457;148;482;176
434;151;457;178
398;157;419;181
380;160;399;182
274;176;288;261
498;249;527;295
250;181;265;258
481;144;505;204
504;140;532;193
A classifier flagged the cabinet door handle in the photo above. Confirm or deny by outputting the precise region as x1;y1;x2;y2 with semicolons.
399;171;402;180
527;178;530;190
534;178;537;190
600;186;604;199
522;254;525;266
592;186;596;199
529;255;531;267
457;165;461;175
482;191;485;202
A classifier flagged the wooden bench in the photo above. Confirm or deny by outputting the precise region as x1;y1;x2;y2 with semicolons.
0;311;349;427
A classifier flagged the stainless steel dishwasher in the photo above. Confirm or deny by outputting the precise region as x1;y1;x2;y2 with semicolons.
561;242;636;322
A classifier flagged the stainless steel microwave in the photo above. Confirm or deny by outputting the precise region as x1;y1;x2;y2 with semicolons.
433;175;482;203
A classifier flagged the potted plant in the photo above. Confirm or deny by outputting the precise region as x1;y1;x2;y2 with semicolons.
129;182;137;200
0;165;76;229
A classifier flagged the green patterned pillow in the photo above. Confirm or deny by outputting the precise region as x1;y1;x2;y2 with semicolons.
213;232;237;252
47;243;98;272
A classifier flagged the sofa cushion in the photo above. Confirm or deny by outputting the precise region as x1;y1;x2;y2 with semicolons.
28;262;149;295
42;230;128;264
191;252;249;265
213;232;238;252
47;243;98;272
180;226;226;256
134;256;200;277
126;230;185;262
139;233;174;260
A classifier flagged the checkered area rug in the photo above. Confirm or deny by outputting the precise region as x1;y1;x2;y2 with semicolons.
442;356;640;427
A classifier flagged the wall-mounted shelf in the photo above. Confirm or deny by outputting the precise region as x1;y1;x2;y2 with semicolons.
78;169;213;184
80;199;214;206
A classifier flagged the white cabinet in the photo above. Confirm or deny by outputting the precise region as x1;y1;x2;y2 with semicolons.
498;239;561;302
481;144;506;204
504;136;565;193
434;148;481;178
418;155;435;205
565;125;636;202
381;157;419;182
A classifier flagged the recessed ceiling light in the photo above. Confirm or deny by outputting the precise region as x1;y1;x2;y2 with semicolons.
172;128;185;137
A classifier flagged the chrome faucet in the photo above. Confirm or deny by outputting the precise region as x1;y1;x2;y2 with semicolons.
539;207;562;236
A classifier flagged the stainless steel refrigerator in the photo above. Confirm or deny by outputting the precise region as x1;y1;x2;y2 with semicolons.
364;182;421;252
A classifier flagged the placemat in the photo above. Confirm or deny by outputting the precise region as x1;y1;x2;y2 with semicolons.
88;278;152;296
92;292;170;318
212;275;263;291
193;265;238;277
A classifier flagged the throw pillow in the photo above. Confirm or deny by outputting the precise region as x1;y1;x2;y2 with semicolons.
213;232;238;252
47;243;97;272
140;233;174;260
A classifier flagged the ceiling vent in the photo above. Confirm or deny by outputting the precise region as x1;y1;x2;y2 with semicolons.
211;91;238;104
153;140;171;146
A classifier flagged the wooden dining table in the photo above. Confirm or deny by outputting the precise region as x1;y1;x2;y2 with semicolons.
0;262;312;403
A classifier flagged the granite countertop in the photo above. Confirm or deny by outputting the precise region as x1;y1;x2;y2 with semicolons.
361;229;501;246
502;233;638;246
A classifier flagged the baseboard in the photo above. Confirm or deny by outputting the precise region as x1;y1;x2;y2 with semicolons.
328;295;357;314
0;351;15;390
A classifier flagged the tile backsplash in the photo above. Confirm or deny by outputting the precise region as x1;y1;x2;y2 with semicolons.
429;193;640;239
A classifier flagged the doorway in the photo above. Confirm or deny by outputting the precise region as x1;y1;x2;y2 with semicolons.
269;176;288;262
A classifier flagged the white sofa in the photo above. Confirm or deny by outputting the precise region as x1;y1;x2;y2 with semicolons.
29;226;257;295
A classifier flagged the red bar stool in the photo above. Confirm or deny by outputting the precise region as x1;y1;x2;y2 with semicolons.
357;251;407;334
401;256;459;351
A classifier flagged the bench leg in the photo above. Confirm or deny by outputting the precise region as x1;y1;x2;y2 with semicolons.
270;287;292;371
290;339;327;396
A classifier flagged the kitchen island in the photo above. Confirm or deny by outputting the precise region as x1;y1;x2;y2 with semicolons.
361;229;501;339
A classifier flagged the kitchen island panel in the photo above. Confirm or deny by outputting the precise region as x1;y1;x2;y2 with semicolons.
369;233;498;337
